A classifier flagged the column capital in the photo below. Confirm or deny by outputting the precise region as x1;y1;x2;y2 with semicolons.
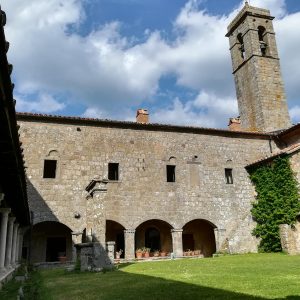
0;208;11;215
106;241;116;246
124;229;135;234
171;229;183;233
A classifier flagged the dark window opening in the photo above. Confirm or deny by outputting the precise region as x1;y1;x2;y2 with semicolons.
225;168;233;184
43;160;57;178
108;163;119;181
237;33;245;60
167;165;176;182
258;26;267;56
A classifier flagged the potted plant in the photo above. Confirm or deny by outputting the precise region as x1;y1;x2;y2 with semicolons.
160;250;167;257
194;250;200;256
153;250;160;257
142;247;151;258
135;248;143;259
116;249;123;259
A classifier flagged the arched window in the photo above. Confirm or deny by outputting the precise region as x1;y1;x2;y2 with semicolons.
237;33;245;60
258;26;267;56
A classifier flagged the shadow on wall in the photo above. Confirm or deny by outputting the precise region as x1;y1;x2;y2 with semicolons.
25;177;112;268
26;177;60;225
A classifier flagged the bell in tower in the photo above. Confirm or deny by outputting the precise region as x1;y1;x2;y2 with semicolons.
226;2;291;132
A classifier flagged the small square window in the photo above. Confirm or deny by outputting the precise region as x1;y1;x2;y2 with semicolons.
225;168;233;184
43;160;57;179
108;163;119;181
167;165;176;182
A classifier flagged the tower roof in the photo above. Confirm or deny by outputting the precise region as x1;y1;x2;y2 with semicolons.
226;3;274;37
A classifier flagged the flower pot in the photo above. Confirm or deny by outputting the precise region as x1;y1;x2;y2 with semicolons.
160;252;166;257
58;256;67;263
136;252;143;259
144;252;150;258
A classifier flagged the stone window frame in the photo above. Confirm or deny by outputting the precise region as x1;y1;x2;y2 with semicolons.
166;156;176;183
42;149;60;180
108;162;120;182
225;168;234;185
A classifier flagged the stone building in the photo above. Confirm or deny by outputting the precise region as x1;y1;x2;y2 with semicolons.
15;3;300;267
0;8;30;285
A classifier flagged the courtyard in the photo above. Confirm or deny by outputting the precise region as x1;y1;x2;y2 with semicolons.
1;253;300;299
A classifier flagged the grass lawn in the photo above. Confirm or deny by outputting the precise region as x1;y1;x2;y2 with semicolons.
2;253;300;299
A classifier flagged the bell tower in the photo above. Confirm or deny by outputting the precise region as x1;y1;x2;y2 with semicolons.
226;2;291;132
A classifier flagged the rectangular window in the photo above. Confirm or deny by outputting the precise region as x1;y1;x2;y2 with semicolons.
108;163;119;181
167;165;176;182
43;160;57;178
225;168;233;184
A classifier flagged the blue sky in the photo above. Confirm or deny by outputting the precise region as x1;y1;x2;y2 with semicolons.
2;0;300;128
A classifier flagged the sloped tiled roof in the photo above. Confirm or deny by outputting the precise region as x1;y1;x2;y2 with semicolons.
246;143;300;168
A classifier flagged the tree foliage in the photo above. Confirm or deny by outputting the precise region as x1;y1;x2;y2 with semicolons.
248;155;300;252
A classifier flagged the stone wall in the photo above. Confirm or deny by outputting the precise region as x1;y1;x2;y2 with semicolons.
280;221;300;255
290;151;300;184
18;118;277;258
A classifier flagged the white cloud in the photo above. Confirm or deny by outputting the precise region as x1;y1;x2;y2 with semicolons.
249;0;287;18
2;0;300;127
16;93;65;113
290;106;300;124
152;91;238;128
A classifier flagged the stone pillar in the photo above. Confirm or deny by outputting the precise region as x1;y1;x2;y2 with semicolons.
18;230;24;262
124;229;135;260
72;232;83;262
279;224;292;254
214;228;227;253
171;229;183;258
11;223;19;266
106;241;115;263
0;208;11;272
5;217;15;269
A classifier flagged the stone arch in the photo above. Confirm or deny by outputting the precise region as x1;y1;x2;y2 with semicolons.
135;219;173;253
133;217;175;230
106;220;125;258
182;219;217;257
25;221;73;263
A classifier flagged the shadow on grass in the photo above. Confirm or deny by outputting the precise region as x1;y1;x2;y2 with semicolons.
38;268;300;300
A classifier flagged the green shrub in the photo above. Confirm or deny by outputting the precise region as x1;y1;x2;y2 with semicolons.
248;156;300;252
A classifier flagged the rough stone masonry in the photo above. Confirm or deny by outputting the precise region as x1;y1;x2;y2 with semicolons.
16;2;300;268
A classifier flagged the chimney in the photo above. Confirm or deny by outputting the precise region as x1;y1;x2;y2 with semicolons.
228;117;241;131
136;109;149;124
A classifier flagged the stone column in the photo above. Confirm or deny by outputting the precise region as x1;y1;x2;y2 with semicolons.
124;229;135;260
171;229;183;258
72;232;83;262
0;208;11;272
11;223;19;266
106;241;115;263
5;217;15;269
16;229;24;263
214;228;227;253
